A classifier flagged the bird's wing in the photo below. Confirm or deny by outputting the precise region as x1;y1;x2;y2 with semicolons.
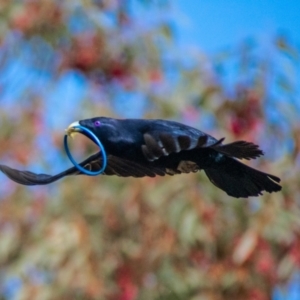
0;165;62;185
141;130;223;162
0;152;172;185
141;131;263;162
0;152;100;185
102;156;169;177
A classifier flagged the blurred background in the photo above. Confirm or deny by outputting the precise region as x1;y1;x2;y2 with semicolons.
0;1;299;299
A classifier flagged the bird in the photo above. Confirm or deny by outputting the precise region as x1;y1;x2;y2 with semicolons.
0;117;281;198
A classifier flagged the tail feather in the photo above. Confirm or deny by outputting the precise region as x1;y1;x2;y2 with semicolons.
204;157;281;198
213;141;264;160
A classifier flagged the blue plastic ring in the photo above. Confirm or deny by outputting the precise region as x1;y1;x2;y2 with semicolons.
64;125;107;176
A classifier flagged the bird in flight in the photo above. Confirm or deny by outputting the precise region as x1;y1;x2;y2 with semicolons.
0;117;281;198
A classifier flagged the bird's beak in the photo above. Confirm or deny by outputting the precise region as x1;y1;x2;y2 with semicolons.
65;121;81;138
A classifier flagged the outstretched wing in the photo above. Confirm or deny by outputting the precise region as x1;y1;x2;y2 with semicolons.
141;131;221;162
0;152;176;186
141;131;263;162
0;152;100;185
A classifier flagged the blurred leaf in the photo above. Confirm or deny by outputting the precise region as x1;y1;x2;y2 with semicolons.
232;229;258;265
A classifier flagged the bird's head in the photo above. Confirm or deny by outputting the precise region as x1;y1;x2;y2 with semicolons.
66;117;118;144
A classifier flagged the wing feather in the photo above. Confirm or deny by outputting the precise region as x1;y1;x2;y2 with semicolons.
141;131;220;162
0;152;170;185
0;152;101;185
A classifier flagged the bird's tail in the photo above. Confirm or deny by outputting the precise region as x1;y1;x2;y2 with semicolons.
204;156;281;198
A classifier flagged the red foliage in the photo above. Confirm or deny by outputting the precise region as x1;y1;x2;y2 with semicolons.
229;89;263;139
289;239;300;266
149;69;163;83
59;33;103;73
115;264;138;300
248;289;269;300
11;1;62;34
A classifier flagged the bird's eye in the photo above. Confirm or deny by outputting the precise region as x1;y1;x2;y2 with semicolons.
94;120;101;127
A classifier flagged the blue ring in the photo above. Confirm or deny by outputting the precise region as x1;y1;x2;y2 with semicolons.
64;125;107;176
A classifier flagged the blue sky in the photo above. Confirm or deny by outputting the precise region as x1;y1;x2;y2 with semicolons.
176;0;300;52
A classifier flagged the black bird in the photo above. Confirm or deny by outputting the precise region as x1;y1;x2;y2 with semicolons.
0;117;281;198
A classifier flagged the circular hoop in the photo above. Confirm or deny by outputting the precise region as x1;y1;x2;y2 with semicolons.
64;125;107;176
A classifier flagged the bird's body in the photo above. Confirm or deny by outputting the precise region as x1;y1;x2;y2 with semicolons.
79;118;219;168
0;117;281;198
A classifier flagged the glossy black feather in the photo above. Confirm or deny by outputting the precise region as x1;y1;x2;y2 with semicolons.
0;117;281;198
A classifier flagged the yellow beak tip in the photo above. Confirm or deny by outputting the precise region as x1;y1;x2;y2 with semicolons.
65;121;80;138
